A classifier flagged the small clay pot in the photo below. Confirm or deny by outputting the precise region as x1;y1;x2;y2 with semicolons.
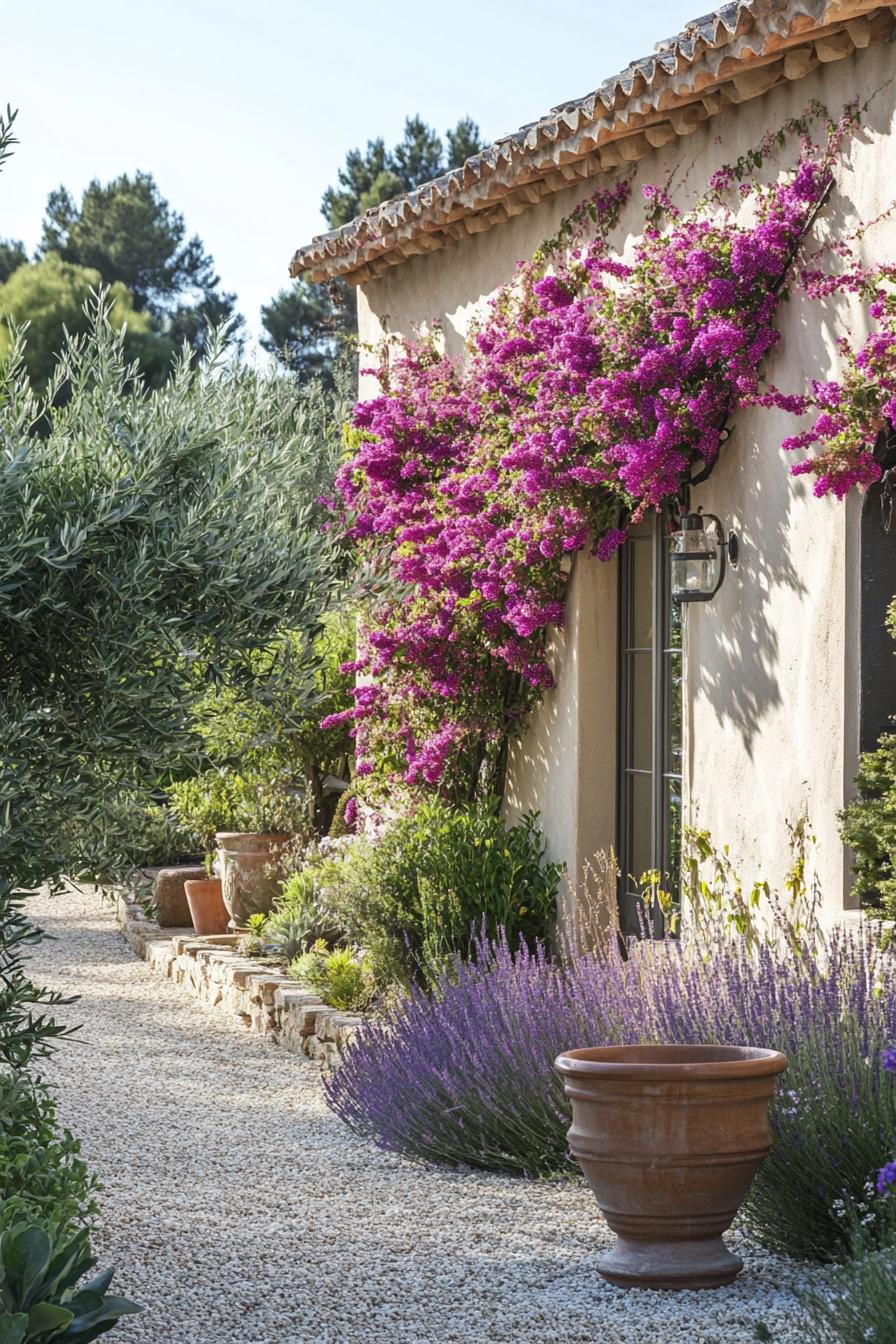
555;1043;787;1290
215;832;290;929
183;878;230;936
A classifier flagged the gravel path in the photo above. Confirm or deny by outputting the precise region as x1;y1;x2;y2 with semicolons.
27;885;822;1344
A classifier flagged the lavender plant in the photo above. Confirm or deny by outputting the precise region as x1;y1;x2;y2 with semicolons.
876;1047;896;1198
801;1247;896;1344
327;916;896;1260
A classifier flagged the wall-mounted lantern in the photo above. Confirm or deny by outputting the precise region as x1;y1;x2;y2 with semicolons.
670;508;738;603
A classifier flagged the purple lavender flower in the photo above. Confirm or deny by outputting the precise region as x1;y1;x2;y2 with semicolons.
327;913;896;1260
877;1160;896;1195
883;1046;896;1074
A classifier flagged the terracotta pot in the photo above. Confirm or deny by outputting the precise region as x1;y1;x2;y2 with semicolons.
214;832;290;929
554;1043;787;1290
183;878;230;936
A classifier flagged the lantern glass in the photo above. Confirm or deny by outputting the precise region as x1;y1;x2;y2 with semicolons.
669;514;722;602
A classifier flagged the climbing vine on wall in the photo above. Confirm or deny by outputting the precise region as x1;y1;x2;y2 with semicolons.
324;101;896;798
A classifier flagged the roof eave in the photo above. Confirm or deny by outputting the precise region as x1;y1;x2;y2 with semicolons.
289;0;894;287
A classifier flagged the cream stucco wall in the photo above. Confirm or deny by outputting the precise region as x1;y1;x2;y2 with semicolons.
356;42;896;924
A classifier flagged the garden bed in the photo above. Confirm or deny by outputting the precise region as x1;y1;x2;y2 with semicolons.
115;894;365;1065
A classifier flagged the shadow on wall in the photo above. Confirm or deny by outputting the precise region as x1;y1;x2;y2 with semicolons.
688;147;877;756
689;419;805;758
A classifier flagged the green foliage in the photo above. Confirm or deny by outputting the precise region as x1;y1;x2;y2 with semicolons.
445;117;482;171
264;871;321;959
69;798;195;877
0;242;26;286
840;599;896;917
263;909;313;963
0;1077;97;1236
801;1246;896;1343
172;612;355;842
0;893;73;1074
321;802;562;989
743;1013;896;1260
0;307;341;895
265;867;338;960
0;108;18;174
39;172;240;356
168;769;306;850
0;1223;141;1342
265;115;483;382
841;733;896;916
289;941;372;1012
0;255;170;390
320;115;483;229
259;279;354;385
328;785;357;838
277;869;319;916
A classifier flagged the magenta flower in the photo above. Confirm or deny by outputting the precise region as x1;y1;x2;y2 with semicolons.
321;102;884;787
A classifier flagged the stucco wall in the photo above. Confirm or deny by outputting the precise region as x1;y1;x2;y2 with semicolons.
356;43;896;923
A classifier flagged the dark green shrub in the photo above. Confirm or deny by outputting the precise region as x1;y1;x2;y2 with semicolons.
0;1076;97;1235
0;1222;141;1342
840;599;896;917
320;801;562;989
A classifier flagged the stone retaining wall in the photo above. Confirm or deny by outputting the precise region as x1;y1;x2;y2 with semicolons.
116;896;364;1065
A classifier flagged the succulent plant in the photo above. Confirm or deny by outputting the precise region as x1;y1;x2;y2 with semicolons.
0;1222;142;1342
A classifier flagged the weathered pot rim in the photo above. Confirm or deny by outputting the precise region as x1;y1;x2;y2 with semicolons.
555;1044;787;1080
214;831;291;841
183;877;222;893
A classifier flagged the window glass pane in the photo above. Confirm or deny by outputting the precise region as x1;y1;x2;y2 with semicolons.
618;515;683;934
665;651;682;774
627;771;652;885
631;653;652;771
631;538;653;648
664;776;682;895
667;569;682;651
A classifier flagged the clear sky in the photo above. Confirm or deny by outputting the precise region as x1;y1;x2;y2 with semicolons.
3;1;700;351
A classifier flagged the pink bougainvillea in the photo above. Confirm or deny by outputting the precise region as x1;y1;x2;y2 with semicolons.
325;102;895;791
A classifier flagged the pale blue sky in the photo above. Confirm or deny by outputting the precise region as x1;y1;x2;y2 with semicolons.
4;1;700;350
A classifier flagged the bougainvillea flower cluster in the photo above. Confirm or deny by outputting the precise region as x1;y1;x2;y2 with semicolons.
325;103;894;789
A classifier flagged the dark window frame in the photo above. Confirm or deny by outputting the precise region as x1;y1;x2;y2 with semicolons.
860;429;896;754
616;512;682;935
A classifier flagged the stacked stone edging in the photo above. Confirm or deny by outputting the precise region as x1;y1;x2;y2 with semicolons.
116;896;363;1065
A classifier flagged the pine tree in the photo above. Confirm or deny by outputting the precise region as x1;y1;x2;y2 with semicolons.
264;115;484;382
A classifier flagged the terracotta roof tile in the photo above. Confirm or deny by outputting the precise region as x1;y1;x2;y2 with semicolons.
289;0;894;285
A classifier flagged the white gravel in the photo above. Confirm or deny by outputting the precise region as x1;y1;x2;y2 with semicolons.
26;884;824;1344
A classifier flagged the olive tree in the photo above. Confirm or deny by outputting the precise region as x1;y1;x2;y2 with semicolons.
0;310;345;894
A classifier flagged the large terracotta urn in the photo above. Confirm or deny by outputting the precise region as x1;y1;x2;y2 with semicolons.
215;832;290;929
554;1043;787;1290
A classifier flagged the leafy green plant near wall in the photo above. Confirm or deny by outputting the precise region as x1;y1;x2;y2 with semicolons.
319;800;562;989
289;942;373;1012
840;598;896;917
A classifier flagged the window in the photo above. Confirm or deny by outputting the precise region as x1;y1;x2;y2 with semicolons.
860;429;896;754
617;515;683;935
